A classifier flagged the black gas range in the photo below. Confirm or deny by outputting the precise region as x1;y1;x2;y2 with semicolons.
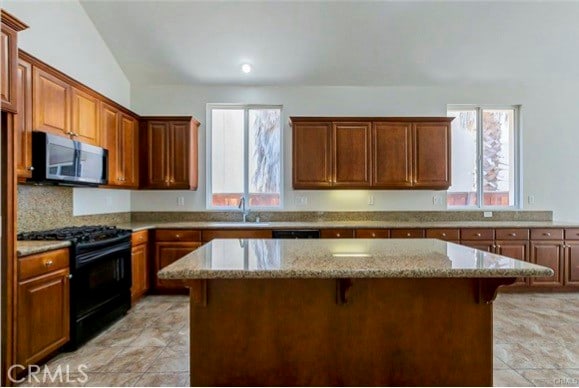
18;225;132;349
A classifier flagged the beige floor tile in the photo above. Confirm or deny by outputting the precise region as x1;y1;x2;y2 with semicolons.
130;327;177;347
100;347;164;373
46;345;124;372
146;347;190;372
494;356;511;370
88;326;144;347
493;369;532;387
516;369;579;387
83;372;143;387
136;372;189;387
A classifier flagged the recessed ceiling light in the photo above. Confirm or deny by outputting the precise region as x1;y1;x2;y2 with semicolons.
241;64;251;74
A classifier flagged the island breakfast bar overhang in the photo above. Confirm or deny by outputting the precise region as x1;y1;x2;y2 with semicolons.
158;239;553;387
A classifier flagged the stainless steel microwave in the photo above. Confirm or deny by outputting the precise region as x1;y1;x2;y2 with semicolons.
30;132;108;187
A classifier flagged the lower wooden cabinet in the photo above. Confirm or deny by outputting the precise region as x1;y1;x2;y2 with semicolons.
564;241;579;286
16;249;70;367
131;231;149;304
154;242;202;291
320;229;355;239
495;241;529;286
530;241;565;287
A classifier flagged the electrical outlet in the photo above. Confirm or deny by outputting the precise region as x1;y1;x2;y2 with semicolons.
177;196;185;207
367;195;374;205
432;195;442;205
294;195;308;207
528;195;535;205
483;211;493;218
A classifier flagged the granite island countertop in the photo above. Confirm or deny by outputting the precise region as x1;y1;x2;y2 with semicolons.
158;238;553;279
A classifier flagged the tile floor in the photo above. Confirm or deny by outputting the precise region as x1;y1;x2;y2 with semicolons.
18;292;579;387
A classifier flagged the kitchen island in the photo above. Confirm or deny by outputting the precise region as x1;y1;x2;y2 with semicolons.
158;238;552;386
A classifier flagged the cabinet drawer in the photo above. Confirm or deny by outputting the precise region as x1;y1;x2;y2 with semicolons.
495;228;529;240
156;229;201;242
19;248;69;281
202;229;272;242
460;228;494;241
391;229;425;239
530;228;563;240
564;229;579;240
426;228;459;241
356;229;390;238
131;230;149;246
320;229;355;239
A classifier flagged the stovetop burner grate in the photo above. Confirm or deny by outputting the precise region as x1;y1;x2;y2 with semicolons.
17;225;130;243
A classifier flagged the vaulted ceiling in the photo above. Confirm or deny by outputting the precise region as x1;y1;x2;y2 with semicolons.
80;1;579;86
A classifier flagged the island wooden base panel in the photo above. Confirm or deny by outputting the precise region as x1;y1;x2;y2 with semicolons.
189;278;509;386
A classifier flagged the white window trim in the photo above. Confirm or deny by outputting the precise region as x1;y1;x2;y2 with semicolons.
447;104;522;210
206;103;284;211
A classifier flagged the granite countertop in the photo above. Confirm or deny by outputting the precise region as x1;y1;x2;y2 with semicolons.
118;220;579;231
17;241;71;257
158;238;553;280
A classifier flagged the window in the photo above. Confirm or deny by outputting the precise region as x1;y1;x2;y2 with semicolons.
447;105;520;208
207;104;282;209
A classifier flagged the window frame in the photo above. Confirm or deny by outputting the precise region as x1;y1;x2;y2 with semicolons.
447;104;522;210
206;103;284;210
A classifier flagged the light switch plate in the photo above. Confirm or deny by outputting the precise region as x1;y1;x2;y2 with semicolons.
483;211;493;218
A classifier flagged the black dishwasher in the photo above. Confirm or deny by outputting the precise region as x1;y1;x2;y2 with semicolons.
272;230;320;239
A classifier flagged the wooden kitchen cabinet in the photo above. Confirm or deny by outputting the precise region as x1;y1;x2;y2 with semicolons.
16;249;70;367
71;87;100;146
33;66;71;136
292;122;332;188
372;122;413;188
564;229;579;286
140;117;199;190
1;10;27;113
332;122;372;187
131;230;149;303
320;229;355;239
356;229;390;238
290;117;453;190
202;229;272;242
102;102;139;188
15;57;33;179
425;228;460;242
391;229;425;239
154;229;203;292
413;122;451;188
530;241;564;287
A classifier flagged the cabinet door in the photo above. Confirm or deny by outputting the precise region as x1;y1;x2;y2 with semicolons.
71;87;99;146
17;269;70;366
131;244;149;303
15;58;33;178
101;103;122;185
1;24;18;112
320;229;355;239
32;67;70;136
332;122;372;187
565;241;579;286
413;122;451;189
372;122;413;188
144;121;170;188
391;229;425;239
155;242;202;290
496;241;529;286
292;122;332;188
461;241;495;252
530;241;564;286
120;114;138;188
169;121;190;188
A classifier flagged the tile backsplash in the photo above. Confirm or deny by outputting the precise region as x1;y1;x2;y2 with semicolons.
17;185;130;233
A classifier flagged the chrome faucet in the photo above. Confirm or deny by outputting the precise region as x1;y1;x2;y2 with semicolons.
238;196;250;222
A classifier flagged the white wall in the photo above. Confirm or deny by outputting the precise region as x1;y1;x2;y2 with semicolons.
73;188;131;216
3;0;131;107
130;84;579;221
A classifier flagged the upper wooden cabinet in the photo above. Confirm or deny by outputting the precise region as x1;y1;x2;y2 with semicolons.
332;122;372;187
71;87;100;145
413;122;451;188
140;117;199;190
291;117;453;190
32;66;71;136
101;102;139;188
1;10;27;113
292;122;332;188
15;57;33;179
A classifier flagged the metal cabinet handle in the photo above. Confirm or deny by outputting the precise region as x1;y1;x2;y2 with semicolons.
407;233;411;237
175;234;181;239
476;233;482;237
371;233;376;238
336;233;341;237
170;178;175;183
28;166;34;171
509;233;517;237
442;233;447;237
43;260;54;267
544;232;551;236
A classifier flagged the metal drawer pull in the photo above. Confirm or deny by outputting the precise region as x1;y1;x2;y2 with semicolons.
43;260;54;267
441;233;447;237
175;234;181;238
407;233;411;237
476;233;482;237
509;233;517;237
544;232;551;236
336;233;341;237
371;233;376;237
